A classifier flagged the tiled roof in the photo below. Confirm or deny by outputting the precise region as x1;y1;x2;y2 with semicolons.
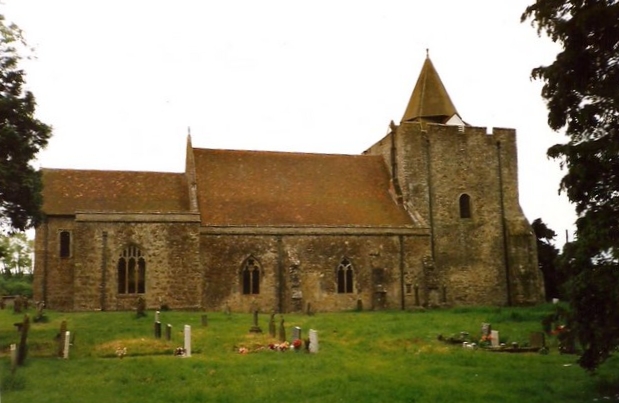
41;169;190;215
401;55;460;123
192;148;415;227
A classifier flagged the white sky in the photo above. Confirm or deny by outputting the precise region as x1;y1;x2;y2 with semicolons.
2;0;576;245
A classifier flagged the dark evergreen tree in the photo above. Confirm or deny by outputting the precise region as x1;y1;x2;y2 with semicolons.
522;0;619;371
531;218;562;300
0;15;52;232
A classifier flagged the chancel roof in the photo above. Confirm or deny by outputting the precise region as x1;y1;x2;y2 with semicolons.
41;169;190;214
192;148;414;227
401;54;460;124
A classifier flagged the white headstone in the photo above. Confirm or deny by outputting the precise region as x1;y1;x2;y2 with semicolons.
64;331;71;359
490;330;500;348
309;329;319;353
155;310;160;322
184;325;192;357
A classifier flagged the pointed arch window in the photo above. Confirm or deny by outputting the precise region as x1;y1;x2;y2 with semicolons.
337;258;354;294
242;256;261;295
118;245;146;294
459;194;472;219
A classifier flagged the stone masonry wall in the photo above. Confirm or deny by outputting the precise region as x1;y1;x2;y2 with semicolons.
35;217;201;311
201;232;431;313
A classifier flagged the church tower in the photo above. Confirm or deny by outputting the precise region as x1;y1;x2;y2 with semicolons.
365;54;544;306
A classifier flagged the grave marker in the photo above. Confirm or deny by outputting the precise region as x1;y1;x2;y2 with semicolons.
529;332;545;349
184;325;191;357
481;323;492;337
491;330;500;348
166;324;172;341
63;331;71;359
292;326;301;341
10;344;17;373
309;329;319;353
58;320;67;358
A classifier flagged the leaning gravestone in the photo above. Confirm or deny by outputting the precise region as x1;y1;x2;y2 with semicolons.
309;329;319;353
17;314;30;366
481;323;492;337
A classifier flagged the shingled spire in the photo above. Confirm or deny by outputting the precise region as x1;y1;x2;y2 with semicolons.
400;51;462;124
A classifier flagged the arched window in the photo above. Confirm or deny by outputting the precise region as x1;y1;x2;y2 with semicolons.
242;256;261;295
59;230;71;258
337;258;354;294
118;245;146;294
459;194;472;219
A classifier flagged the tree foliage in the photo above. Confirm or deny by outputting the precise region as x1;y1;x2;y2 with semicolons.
522;0;619;371
531;218;562;300
0;15;51;232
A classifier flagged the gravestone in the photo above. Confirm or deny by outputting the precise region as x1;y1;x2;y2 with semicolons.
268;312;276;338
249;310;262;333
490;330;500;348
57;320;67;358
136;296;146;318
292;326;301;341
13;296;23;314
17;314;29;366
184;325;191;357
63;331;71;359
166;324;172;341
309;329;319;353
529;332;545;348
10;344;17;373
154;321;162;339
155;310;160;323
278;316;286;342
201;314;208;327
481;323;492;337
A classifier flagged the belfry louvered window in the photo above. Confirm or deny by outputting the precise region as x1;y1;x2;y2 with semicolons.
118;246;146;294
337;258;354;294
242;256;261;295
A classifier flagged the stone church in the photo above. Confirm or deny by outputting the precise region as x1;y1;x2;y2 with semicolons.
33;55;544;312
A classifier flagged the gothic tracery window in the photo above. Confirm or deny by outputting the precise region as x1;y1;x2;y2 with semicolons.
242;256;261;295
118;245;146;294
337;258;354;294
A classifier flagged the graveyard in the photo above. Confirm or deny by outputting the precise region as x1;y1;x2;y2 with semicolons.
1;304;618;403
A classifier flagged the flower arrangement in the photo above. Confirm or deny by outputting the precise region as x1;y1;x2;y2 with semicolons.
174;347;186;357
479;334;492;348
292;339;303;350
268;341;290;351
115;346;127;359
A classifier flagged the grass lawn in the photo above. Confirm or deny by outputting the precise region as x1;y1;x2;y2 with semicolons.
1;304;618;403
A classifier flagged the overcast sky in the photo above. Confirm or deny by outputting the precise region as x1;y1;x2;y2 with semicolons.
3;0;576;245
